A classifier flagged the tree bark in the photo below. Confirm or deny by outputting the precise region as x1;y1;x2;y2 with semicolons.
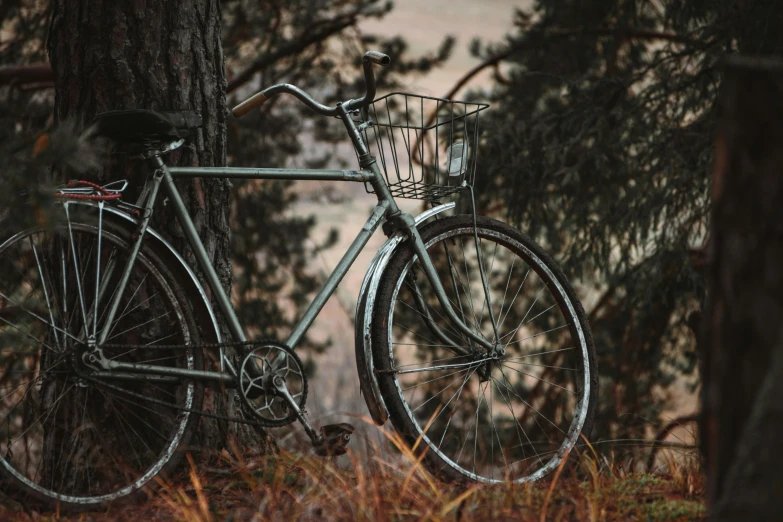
47;0;267;455
702;55;783;520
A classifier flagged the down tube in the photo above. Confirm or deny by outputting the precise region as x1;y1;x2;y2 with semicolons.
286;201;390;349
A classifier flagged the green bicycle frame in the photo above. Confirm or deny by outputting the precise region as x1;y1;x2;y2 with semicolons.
94;111;496;383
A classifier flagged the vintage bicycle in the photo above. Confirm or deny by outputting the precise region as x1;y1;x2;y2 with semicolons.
0;52;597;509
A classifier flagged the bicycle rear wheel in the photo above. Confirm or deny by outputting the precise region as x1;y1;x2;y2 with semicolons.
372;215;597;483
0;207;203;509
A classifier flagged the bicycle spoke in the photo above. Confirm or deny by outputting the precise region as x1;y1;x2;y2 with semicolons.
391;357;489;375
458;237;483;339
405;265;483;337
0;289;81;346
504;346;576;361
504;323;571;347
500;283;547;346
440;240;483;336
107;310;171;342
436;365;479;452
477;241;499;323
105;276;152;335
491;373;540;467
392;353;472;368
501;363;576;394
394;321;439;346
10;382;75;447
396;293;464;341
0;314;60;354
30;237;61;351
496;364;562;445
401;366;473;392
503;359;579;371
412;365;475;413
496;268;529;333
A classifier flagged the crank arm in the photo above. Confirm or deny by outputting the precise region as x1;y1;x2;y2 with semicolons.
270;375;355;456
271;375;322;444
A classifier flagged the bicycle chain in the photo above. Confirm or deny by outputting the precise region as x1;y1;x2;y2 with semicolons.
84;340;287;428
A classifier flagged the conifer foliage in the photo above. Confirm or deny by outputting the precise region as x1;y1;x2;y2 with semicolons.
473;0;783;443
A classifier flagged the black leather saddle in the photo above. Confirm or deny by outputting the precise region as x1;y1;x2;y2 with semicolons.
92;109;202;145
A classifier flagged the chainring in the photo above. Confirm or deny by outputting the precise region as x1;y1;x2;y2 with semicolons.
238;341;308;427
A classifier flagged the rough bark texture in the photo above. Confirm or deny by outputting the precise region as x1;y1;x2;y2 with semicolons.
702;55;783;520
47;0;267;454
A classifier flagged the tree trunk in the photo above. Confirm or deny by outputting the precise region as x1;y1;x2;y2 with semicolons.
47;0;268;455
702;55;783;520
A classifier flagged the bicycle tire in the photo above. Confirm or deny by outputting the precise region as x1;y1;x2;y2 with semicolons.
0;206;204;510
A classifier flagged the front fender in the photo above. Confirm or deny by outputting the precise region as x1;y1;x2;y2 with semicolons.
355;202;455;425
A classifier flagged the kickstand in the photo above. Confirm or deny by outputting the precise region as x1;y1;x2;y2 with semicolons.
271;375;355;457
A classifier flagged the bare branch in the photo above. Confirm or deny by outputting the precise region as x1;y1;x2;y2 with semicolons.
0;63;54;89
227;13;361;93
645;413;699;472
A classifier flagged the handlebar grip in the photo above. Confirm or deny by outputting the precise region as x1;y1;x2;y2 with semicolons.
231;91;269;118
364;51;391;66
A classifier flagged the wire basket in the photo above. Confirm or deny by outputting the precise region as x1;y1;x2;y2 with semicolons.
356;92;489;201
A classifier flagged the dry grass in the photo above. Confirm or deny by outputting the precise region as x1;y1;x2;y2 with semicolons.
0;422;705;522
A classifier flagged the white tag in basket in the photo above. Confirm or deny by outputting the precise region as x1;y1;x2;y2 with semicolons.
445;141;469;187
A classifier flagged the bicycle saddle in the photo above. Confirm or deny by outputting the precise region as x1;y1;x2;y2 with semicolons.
92;109;202;144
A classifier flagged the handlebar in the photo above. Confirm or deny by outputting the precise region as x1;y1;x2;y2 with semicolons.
231;51;391;118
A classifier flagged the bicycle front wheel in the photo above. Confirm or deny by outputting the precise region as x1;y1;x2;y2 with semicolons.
0;207;203;510
372;215;597;484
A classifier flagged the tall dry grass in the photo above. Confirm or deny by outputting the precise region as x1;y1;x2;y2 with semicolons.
0;417;704;521
150;419;705;522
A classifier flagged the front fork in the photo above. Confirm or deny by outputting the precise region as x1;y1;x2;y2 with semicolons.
394;212;503;358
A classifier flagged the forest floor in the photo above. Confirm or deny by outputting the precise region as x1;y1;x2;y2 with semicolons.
0;434;705;522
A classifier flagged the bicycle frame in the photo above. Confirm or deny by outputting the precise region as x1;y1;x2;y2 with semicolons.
92;111;497;384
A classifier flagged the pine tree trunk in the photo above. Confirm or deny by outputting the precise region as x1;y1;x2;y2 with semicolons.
47;0;268;455
703;55;783;520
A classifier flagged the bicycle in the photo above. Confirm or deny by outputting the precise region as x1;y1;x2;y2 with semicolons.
0;51;597;510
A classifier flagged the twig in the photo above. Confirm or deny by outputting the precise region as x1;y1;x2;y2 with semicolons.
645;413;699;472
0;63;53;90
540;452;569;522
227;11;366;93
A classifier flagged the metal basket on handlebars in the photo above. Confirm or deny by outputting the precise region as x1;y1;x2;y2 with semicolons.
356;92;490;202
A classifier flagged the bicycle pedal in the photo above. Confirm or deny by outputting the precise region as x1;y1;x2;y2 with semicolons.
313;423;355;457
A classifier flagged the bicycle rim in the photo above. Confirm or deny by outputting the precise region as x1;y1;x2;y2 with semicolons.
375;217;594;483
0;217;199;507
